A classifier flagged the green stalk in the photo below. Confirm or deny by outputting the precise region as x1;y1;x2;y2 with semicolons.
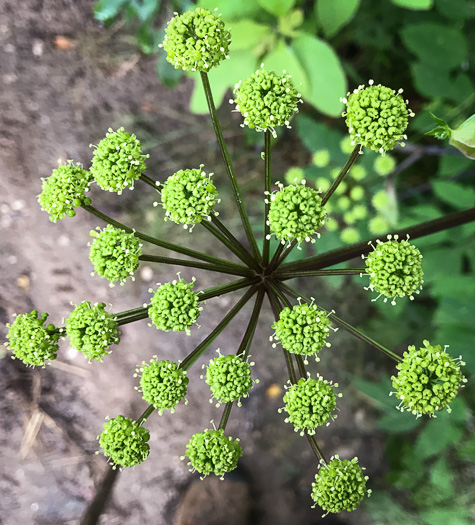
276;268;366;279
180;285;258;371
139;254;252;278
218;288;265;431
116;312;149;326
114;306;148;320
279;282;401;363
82;203;245;270
200;71;261;261
280;207;475;273
274;239;297;269
321;145;361;206
140;174;162;191
137;405;155;426
263;130;272;265
266;242;285;274
198;277;258;301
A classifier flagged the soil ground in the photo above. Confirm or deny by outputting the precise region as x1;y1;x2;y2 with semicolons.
0;2;382;524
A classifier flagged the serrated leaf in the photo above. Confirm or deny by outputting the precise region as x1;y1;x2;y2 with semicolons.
93;0;128;22
291;34;346;116
432;181;475;209
401;23;468;69
257;0;295;18
189;51;256;114
391;0;433;9
316;0;361;38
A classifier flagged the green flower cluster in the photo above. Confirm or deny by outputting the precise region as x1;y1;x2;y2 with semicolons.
391;340;467;417
281;375;340;435
38;161;92;222
162;8;231;72
272;303;332;359
89;225;142;285
365;234;423;304
66;301;120;362
232;68;301;135
203;351;256;407
311;456;370;515
5;311;61;367
267;183;326;243
148;277;201;333
161;167;219;227
182;428;242;478
90;128;148;193
343;81;412;154
98;415;150;468
136;358;189;414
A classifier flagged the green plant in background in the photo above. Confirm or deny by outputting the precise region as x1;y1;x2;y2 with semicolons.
5;5;475;519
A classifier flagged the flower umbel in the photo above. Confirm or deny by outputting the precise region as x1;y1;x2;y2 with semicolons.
311;456;371;515
6;311;60;367
162;8;231;72
391;340;467;417
136;358;189;414
65;301;120;362
90;128;148;193
38;161;91;222
343;81;413;154
182;428;243;478
98;415;150;468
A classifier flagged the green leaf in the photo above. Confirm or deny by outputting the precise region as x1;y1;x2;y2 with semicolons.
391;0;433;9
316;0;361;38
127;0;159;22
363;492;420;525
291;34;346;116
156;55;183;88
450;114;475;159
432;181;475;209
419;508;471;525
457;434;475;462
93;0;128;22
296;114;346;162
278;9;304;37
257;0;295;18
426;112;452;139
352;377;395;410
429;456;454;497
262;40;309;93
438;154;473;176
411;62;474;102
415;416;464;459
196;0;263;20
435;0;469;19
401;23;468;69
189;51;257;114
229;20;272;52
377;409;422;433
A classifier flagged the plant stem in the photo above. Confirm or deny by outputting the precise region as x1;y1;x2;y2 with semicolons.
116;311;149;326
279;282;401;362
82;203;245;270
276;268;366;279
140;174;162;191
114;306;148;320
180;285;258;371
137;404;155;426
275;240;298;269
266;242;285;274
218;288;265;431
200;71;261;261
280;207;475;273
139;254;252;277
322;145;361;206
263;130;272;265
198;277;258;301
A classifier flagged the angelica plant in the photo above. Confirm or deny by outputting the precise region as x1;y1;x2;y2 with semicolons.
5;6;474;517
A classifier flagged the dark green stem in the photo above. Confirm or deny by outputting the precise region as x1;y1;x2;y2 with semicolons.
280;207;475;273
263;130;272;265
266;242;285;274
116;311;149;326
114;306;148;320
279;282;401;363
137;404;155;426
321;145;361;206
274;239;298;268
218;402;233;431
200;71;261;261
139;254;252;277
276;268;366;279
180;285;258;371
140;174;162;191
198;277;258;301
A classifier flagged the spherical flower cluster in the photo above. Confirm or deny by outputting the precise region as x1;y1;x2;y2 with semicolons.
98;415;150;468
203;351;256;407
162;8;231;72
281;375;340;436
267;182;326;243
160;167;219;227
311;456;370;515
66;301;120;362
364;234;423;304
90;128;148;193
232;68;301;135
136;358;189;414
182;428;243;478
89;225;142;285
148;277;201;334
342;80;413;154
272;303;332;360
391;340;467;417
5;311;61;367
38;161;92;222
